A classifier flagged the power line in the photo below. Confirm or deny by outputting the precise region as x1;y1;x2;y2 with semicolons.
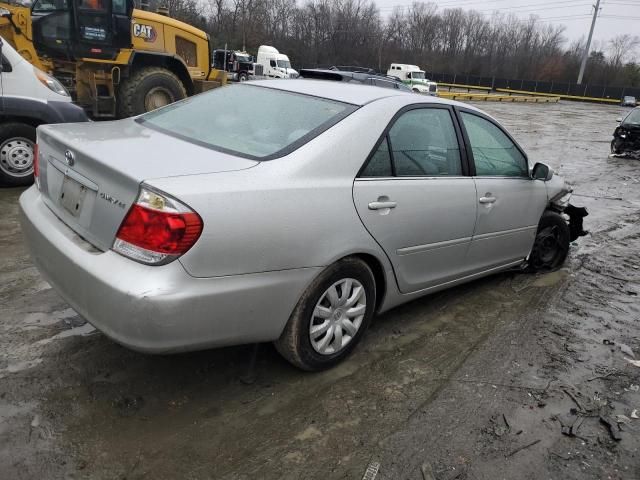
378;0;594;11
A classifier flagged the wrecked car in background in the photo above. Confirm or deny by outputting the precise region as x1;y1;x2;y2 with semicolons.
612;107;640;157
19;81;587;371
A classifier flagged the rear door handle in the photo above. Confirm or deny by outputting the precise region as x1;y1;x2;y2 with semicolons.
368;201;397;210
479;196;496;204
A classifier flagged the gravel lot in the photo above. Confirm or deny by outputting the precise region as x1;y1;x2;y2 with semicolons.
1;100;639;479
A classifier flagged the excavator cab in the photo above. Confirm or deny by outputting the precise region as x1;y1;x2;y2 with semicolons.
31;0;133;60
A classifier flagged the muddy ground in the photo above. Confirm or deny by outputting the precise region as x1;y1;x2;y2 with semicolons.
1;101;639;480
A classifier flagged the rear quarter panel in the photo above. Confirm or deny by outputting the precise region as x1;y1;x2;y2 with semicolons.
148;97;412;279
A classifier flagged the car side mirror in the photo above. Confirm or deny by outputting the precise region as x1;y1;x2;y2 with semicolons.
532;162;553;181
616;117;622;123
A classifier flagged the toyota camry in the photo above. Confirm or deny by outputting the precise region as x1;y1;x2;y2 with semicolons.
19;80;587;370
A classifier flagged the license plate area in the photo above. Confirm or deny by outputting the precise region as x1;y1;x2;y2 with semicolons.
60;175;88;217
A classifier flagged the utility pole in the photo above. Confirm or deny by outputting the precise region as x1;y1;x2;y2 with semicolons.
577;0;601;85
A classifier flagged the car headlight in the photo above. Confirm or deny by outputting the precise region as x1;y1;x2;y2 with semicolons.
33;67;69;97
551;188;573;210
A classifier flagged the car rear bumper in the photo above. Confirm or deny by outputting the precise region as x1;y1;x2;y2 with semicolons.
19;187;320;353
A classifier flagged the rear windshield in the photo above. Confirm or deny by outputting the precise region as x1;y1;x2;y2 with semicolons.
137;84;356;160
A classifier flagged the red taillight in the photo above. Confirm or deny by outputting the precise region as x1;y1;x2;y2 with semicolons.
113;187;203;265
116;204;202;255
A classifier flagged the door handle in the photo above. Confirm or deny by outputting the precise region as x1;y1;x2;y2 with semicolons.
479;196;496;204
368;201;397;210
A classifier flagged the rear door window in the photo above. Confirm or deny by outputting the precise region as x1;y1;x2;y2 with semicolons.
389;108;462;176
360;138;392;177
138;84;357;160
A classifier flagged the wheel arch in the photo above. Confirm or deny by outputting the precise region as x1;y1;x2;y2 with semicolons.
0;116;41;129
128;53;194;96
350;253;387;313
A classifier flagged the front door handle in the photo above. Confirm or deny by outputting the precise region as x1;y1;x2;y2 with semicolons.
368;201;397;210
479;195;496;204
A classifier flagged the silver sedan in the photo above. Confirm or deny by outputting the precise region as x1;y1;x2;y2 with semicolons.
19;80;587;370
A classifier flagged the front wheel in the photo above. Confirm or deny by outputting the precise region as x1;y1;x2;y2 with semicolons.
275;257;376;371
527;210;570;272
239;72;248;82
0;122;37;187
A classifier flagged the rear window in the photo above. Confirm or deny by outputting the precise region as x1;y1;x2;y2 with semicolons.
137;84;357;160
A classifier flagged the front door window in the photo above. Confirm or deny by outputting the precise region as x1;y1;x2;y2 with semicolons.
460;112;528;177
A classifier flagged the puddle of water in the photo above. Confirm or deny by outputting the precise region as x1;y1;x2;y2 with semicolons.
2;358;43;374
532;270;569;287
36;323;97;346
23;308;78;328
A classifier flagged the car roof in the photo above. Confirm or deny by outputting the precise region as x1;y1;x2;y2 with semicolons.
246;79;474;111
247;79;414;105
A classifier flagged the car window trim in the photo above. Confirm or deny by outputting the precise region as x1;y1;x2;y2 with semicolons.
453;106;530;179
356;103;471;179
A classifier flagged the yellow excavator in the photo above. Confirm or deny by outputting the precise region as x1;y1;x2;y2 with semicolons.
0;0;226;118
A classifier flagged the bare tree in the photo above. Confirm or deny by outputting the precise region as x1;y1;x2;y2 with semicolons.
608;34;640;68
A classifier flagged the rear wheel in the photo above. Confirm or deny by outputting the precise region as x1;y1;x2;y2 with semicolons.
527;210;570;272
117;67;187;118
0;122;36;187
275;258;376;371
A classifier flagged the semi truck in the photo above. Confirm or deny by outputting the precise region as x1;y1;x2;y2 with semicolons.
212;49;254;82
255;45;297;79
387;63;438;96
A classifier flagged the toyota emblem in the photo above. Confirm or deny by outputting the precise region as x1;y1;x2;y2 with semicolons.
64;150;75;166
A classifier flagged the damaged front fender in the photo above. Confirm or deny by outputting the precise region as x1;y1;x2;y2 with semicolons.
545;180;588;242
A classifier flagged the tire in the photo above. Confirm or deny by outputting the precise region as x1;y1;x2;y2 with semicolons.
275;257;376;371
239;72;248;82
117;67;187;118
412;88;420;93
0;122;37;187
527;210;570;272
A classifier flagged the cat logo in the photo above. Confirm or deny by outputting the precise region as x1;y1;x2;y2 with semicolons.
133;23;157;42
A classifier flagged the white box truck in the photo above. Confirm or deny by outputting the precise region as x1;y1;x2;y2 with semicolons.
256;45;298;79
387;64;438;95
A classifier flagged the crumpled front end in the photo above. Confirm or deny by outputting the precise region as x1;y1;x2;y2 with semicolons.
611;125;640;157
547;180;589;242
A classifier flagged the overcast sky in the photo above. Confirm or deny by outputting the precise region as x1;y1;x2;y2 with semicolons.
375;0;640;48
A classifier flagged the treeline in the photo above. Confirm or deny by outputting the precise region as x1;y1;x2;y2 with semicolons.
141;0;640;87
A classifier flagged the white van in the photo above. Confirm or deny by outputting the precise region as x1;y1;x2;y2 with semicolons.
0;36;88;186
387;63;438;96
256;45;298;79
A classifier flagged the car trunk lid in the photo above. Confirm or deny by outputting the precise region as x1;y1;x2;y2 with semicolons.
36;120;258;252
